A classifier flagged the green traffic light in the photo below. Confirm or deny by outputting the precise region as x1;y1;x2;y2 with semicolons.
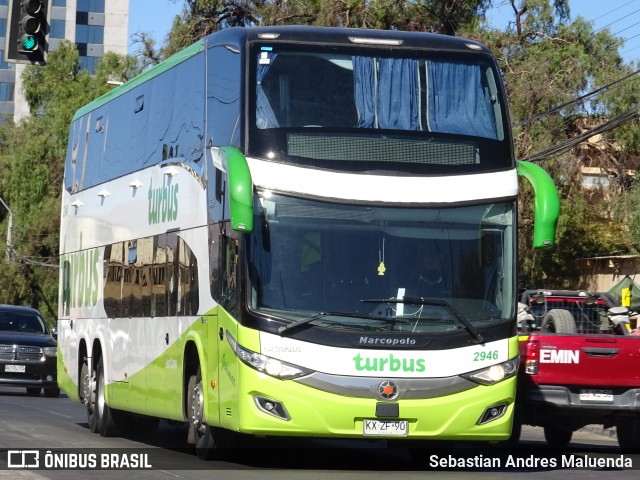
20;34;38;52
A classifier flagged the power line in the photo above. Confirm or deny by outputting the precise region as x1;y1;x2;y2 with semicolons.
517;68;640;126
519;108;639;163
591;0;638;22
594;7;640;34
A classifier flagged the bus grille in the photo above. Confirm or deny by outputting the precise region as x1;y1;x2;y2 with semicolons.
288;134;479;165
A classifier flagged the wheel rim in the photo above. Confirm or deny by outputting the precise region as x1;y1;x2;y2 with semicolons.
87;371;97;414
97;368;105;417
191;378;206;437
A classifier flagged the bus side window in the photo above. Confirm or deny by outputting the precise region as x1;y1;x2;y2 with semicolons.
220;231;239;317
207;45;241;148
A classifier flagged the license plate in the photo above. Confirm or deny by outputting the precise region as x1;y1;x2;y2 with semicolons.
363;419;408;436
4;364;26;373
579;389;613;402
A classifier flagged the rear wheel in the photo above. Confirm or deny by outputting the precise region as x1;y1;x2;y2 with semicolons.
95;357;121;437
617;416;640;451
543;424;572;447
84;360;99;432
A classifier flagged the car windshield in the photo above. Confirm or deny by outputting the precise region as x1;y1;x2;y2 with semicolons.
0;311;48;334
247;193;515;333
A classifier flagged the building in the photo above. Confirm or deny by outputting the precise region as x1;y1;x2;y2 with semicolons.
0;0;129;122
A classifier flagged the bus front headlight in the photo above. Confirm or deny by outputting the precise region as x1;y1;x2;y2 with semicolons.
461;358;518;386
226;331;313;380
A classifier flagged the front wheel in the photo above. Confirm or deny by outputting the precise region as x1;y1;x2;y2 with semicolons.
187;367;215;459
44;386;60;398
187;366;237;460
543;424;572;447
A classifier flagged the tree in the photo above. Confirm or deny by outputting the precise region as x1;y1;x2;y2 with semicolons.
0;43;140;317
156;0;494;58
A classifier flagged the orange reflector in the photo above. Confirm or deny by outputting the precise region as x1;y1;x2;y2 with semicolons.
210;380;216;388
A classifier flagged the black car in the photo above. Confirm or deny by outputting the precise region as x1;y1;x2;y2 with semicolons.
0;305;59;397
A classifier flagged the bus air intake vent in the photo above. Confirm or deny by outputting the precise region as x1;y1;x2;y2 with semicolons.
287;134;478;165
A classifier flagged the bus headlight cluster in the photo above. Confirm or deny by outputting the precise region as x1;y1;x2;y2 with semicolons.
226;331;312;380
461;358;518;386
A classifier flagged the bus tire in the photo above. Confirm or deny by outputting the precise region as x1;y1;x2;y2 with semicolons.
188;367;216;459
84;361;100;433
26;387;41;396
95;357;121;437
540;309;577;334
543;424;572;447
617;415;640;452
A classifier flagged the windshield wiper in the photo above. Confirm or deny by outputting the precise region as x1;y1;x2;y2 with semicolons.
278;311;371;336
360;297;485;344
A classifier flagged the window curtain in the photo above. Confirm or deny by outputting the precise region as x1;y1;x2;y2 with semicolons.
353;56;376;128
256;52;279;129
377;58;421;131
427;61;497;139
353;57;421;131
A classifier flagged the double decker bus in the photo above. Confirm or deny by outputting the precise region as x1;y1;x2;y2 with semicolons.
57;26;559;458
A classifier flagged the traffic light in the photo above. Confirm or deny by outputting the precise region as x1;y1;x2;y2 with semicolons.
4;0;51;66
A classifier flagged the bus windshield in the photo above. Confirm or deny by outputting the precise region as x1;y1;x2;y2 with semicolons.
247;193;515;334
249;45;510;172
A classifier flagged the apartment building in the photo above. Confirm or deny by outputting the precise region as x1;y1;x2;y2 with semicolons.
0;0;129;121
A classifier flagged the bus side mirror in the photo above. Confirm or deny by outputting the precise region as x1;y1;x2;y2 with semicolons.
215;147;254;233
517;161;560;249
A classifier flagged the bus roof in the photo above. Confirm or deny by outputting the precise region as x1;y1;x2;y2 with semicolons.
71;39;205;121
72;26;492;121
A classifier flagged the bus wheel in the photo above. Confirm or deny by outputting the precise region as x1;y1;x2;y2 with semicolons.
95;357;121;437
188;367;216;459
84;361;100;433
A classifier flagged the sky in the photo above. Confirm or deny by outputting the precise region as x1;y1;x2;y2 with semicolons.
127;0;640;64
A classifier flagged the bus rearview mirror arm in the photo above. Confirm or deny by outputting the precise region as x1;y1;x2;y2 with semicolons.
517;161;560;249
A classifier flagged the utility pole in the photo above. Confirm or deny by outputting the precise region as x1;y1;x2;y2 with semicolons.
0;196;13;262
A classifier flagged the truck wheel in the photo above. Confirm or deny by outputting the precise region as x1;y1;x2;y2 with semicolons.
617;416;640;451
541;309;577;334
543;425;572;447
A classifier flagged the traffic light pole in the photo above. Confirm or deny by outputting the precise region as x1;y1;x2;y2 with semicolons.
0;196;13;262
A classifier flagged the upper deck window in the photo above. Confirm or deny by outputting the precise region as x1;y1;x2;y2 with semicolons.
249;44;510;172
257;52;501;140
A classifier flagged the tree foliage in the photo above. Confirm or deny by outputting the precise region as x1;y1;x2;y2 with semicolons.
0;42;142;319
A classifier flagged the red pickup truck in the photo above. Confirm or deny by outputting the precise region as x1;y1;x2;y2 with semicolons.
513;289;640;450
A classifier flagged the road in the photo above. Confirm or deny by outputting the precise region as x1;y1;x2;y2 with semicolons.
0;387;637;480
